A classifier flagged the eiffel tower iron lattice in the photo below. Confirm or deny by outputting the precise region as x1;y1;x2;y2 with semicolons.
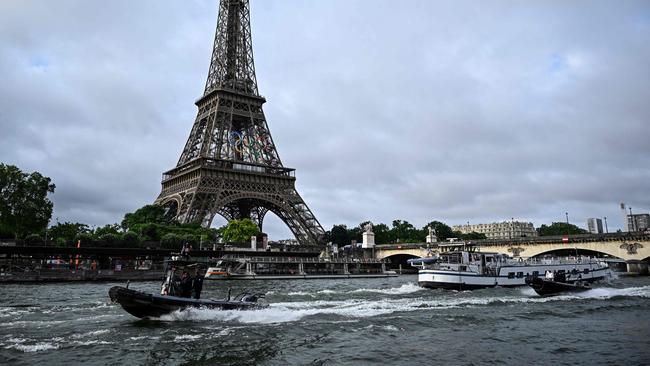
155;0;325;245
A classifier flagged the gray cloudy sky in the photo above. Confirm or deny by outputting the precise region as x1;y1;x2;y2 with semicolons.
1;0;649;238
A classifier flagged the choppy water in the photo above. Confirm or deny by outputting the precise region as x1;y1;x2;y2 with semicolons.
1;276;649;365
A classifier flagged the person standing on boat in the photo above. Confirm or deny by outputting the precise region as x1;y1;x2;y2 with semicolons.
192;269;204;299
161;266;181;296
180;271;193;298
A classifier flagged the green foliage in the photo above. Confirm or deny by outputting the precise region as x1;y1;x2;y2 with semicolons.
55;238;66;247
24;233;43;246
327;224;350;247
390;220;423;243
121;232;140;247
49;222;90;242
94;224;121;237
121;204;219;247
537;222;588;236
0;164;55;239
161;233;182;249
326;219;462;245
181;234;199;247
424;221;454;241
372;223;391;244
75;233;94;246
99;233;120;248
121;204;171;231
222;219;260;244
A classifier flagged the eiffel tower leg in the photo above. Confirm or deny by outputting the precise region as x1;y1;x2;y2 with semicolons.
250;206;269;231
206;188;324;245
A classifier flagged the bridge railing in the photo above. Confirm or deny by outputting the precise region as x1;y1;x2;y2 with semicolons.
374;232;650;249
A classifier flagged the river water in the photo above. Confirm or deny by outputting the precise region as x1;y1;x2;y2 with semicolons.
1;275;649;365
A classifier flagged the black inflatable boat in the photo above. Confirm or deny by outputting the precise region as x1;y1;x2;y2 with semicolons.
109;286;267;319
525;276;591;296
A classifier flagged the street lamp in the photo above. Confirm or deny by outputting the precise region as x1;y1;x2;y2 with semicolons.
565;212;569;224
604;217;608;233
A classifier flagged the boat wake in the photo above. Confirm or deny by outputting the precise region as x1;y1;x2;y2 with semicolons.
152;285;650;324
284;283;424;297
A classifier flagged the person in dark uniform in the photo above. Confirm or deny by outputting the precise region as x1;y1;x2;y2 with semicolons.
192;269;204;300
180;271;193;298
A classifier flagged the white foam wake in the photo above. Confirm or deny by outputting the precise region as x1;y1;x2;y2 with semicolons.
351;283;424;295
155;285;650;324
286;283;423;297
6;342;59;353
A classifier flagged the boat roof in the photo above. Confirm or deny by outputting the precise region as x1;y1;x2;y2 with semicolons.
439;250;504;255
407;257;437;264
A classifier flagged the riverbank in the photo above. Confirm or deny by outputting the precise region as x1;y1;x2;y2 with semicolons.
0;269;164;283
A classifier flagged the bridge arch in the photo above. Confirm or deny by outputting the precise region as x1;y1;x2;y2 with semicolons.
530;248;625;261
519;241;643;260
158;195;182;220
383;253;421;271
206;192;323;245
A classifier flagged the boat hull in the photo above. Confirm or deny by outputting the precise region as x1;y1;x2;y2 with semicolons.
417;265;611;290
525;277;592;296
108;286;266;319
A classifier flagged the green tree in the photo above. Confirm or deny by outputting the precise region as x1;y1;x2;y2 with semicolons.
390;220;422;243
0;164;55;239
161;233;182;249
94;223;121;237
49;222;90;243
181;234;199;247
328;224;350;247
537;222;587;236
24;233;43;246
423;221;455;241
222;219;260;244
75;232;94;247
372;223;391;244
99;233;121;248
121;204;171;231
121;232;140;247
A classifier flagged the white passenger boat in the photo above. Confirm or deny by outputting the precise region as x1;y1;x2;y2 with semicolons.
205;255;397;280
409;250;611;290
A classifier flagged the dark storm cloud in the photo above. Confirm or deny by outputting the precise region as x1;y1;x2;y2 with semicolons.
1;0;648;238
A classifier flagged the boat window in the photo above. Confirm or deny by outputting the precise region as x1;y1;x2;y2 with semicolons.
583;268;590;274
516;272;524;278
508;272;515;279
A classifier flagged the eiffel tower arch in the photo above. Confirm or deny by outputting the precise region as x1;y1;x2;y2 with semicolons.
155;0;325;245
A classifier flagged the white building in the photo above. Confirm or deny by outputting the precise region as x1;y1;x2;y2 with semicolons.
587;218;603;234
452;221;537;239
627;214;650;232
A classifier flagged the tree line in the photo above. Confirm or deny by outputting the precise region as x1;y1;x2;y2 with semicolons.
1;163;588;248
323;220;489;247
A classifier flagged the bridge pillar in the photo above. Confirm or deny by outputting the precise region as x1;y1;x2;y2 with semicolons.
626;261;649;275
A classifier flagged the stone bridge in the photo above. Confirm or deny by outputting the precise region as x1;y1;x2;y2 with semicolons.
373;232;650;274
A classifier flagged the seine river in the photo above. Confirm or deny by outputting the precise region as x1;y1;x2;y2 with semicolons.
1;275;649;365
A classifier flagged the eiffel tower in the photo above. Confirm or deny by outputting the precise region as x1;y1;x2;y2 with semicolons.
155;0;325;245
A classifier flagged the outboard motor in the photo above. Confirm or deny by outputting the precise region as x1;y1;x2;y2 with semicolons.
240;293;264;303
